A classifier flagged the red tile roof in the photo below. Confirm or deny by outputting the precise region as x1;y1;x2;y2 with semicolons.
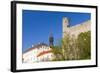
37;50;52;57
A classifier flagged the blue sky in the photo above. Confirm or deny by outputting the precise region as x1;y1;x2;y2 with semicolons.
22;10;91;52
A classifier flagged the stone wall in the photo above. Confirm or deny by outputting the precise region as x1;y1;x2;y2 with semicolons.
63;17;91;37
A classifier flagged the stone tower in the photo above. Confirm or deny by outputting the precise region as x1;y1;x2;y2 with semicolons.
49;33;54;47
63;17;69;37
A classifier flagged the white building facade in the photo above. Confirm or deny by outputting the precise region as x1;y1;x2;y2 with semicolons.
22;43;55;63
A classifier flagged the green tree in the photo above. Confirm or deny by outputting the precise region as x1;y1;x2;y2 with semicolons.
51;45;65;61
62;34;80;60
51;31;91;61
77;31;91;59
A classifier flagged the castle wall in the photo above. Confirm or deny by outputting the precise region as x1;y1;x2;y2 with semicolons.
63;17;91;37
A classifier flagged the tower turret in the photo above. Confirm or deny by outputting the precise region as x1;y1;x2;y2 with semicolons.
63;17;69;30
63;17;70;37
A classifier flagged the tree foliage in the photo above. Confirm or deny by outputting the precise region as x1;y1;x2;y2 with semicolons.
51;31;91;61
77;31;91;59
